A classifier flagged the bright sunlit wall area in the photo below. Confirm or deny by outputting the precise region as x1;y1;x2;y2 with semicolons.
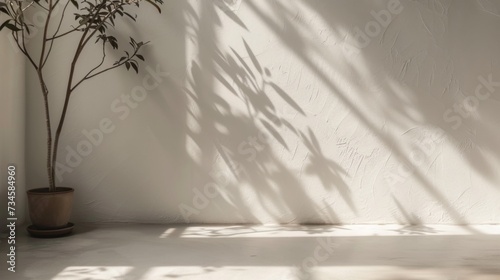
1;0;500;279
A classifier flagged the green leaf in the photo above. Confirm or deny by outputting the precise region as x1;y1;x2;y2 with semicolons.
114;57;127;66
145;0;162;13
131;62;138;73
70;0;79;9
0;7;9;16
0;20;21;32
124;12;136;21
110;40;118;49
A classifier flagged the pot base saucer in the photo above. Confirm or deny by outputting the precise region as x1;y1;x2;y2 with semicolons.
27;222;74;238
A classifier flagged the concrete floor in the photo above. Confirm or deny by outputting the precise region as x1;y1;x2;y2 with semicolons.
2;224;500;280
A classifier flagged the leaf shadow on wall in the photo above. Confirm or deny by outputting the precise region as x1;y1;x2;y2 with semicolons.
242;0;500;226
141;0;353;224
76;0;500;226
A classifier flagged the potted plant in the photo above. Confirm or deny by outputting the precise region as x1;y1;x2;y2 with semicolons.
0;0;163;237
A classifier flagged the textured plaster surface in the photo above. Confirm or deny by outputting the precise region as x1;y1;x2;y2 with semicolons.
24;0;500;224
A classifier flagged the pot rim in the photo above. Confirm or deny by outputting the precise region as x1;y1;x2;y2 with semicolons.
27;187;74;195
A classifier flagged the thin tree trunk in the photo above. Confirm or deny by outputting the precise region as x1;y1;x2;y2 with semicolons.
49;2;107;188
50;90;71;191
43;90;54;190
37;71;55;191
38;0;55;191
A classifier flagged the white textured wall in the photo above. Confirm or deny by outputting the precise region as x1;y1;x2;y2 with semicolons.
26;0;500;224
0;31;26;226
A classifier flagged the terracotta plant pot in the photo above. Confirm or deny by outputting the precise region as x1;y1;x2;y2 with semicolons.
27;187;74;229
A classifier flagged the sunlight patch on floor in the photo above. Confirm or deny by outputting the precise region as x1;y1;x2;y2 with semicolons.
52;267;133;280
159;225;500;238
51;266;500;280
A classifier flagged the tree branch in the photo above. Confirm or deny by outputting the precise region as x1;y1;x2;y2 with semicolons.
71;46;140;91
71;41;107;91
42;0;70;68
50;0;110;185
46;2;98;42
38;0;53;70
11;26;38;70
68;2;131;91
